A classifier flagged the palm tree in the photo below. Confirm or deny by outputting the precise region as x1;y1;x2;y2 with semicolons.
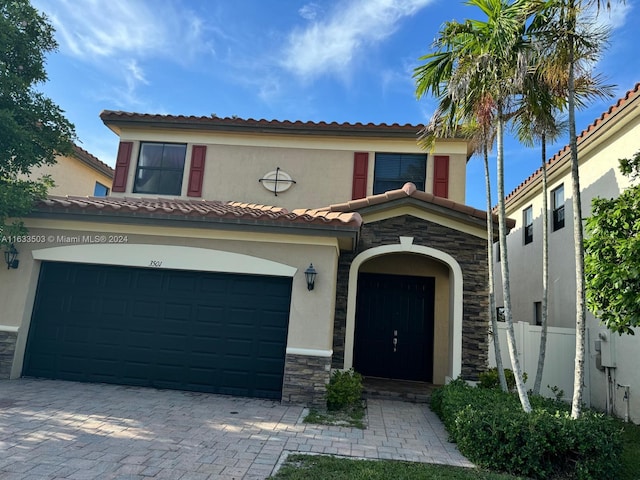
513;34;612;396
529;0;615;418
415;0;536;412
418;104;508;393
512;79;564;396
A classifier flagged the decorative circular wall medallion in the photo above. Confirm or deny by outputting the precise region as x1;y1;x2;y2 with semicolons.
258;167;296;195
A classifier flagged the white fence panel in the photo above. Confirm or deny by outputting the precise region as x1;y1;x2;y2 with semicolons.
488;322;576;402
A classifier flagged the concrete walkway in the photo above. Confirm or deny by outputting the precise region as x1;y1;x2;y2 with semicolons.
0;379;472;479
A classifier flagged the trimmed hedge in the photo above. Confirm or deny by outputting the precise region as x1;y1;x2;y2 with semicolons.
431;378;622;479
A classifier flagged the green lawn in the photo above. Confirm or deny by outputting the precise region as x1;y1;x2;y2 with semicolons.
269;419;640;480
269;454;527;480
620;420;640;480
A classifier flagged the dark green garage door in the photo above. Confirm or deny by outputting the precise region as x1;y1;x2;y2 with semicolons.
24;262;292;399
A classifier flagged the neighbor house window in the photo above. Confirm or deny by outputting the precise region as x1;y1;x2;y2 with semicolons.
523;206;533;244
552;185;565;231
373;153;426;194
133;142;186;195
94;182;109;196
534;301;542;326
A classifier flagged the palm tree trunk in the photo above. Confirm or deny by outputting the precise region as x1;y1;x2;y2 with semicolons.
534;134;549;395
496;109;532;412
568;6;586;419
484;140;508;392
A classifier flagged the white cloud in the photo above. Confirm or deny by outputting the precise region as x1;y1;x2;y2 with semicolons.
37;0;165;58
281;0;434;79
591;1;631;30
299;3;323;21
33;0;222;110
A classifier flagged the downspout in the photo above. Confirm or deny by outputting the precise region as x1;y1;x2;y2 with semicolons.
604;366;610;415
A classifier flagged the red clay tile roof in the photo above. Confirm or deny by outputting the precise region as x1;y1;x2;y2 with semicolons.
100;110;423;138
36;196;362;230
505;82;640;205
72;145;114;178
324;182;514;229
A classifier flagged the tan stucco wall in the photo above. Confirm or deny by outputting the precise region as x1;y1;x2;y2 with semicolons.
0;219;341;379
27;154;113;197
111;128;469;209
359;253;450;384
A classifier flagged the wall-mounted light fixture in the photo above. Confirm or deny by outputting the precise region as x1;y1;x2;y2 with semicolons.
4;244;19;270
304;263;317;291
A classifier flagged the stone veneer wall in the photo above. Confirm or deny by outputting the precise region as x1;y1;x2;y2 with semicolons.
281;353;331;406
332;214;489;380
0;331;17;379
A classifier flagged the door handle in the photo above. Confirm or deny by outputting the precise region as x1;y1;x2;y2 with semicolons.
393;337;398;352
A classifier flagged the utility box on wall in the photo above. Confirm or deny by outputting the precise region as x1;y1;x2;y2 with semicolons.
598;331;616;368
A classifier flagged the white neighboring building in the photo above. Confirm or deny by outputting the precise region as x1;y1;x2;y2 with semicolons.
492;82;640;424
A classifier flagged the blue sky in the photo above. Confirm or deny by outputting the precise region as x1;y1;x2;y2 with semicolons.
32;0;638;209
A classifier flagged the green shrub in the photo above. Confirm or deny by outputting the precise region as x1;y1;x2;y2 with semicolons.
431;379;622;479
326;369;363;411
478;367;527;392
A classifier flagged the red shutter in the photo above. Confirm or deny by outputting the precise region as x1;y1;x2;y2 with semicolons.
187;145;207;197
111;141;133;193
433;155;449;198
351;152;369;200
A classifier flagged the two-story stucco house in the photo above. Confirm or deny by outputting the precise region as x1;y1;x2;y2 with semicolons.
28;144;114;197
0;111;505;406
493;82;640;423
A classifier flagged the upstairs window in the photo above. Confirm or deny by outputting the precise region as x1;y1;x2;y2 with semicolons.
134;142;186;195
93;182;109;196
552;185;565;231
523;206;533;245
373;153;426;194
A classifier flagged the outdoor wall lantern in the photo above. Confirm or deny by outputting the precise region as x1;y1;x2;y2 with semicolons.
304;263;317;291
4;244;19;270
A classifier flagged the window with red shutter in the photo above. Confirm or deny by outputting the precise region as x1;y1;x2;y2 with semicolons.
112;142;133;192
187;145;207;197
433;155;449;198
352;152;369;199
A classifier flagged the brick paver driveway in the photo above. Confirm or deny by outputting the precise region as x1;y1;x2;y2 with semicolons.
0;379;471;479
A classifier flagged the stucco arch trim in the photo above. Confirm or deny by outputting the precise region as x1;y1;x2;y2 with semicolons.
32;244;297;277
343;239;463;380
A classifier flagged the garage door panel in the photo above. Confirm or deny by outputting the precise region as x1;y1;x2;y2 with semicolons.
258;341;285;358
190;337;222;351
133;270;164;291
73;266;104;288
131;299;160;319
24;262;292;399
163;303;193;322
126;331;156;348
103;269;133;290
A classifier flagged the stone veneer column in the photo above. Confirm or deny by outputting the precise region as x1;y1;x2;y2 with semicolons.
281;353;331;407
0;331;17;379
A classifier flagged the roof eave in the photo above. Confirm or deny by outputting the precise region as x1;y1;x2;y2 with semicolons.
28;209;360;249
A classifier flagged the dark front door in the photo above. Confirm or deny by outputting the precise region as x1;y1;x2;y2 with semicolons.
24;262;292;399
354;273;435;381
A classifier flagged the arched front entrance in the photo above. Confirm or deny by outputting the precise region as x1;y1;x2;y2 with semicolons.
354;271;435;381
343;237;463;383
